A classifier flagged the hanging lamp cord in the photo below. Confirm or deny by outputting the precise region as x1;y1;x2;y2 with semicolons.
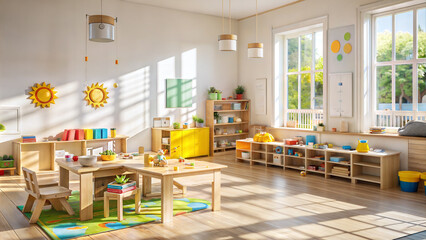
256;0;258;42
100;0;103;23
228;0;231;34
222;0;224;33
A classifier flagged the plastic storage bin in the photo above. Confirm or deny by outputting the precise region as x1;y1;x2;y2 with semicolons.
398;171;421;192
241;152;250;159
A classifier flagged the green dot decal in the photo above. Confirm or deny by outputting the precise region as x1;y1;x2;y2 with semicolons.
344;32;351;41
337;54;343;61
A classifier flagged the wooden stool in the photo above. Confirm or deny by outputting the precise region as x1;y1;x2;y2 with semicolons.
104;188;141;221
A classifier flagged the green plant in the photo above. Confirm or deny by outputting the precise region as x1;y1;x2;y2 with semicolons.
318;123;324;127
3;155;8;160
214;112;222;121
100;150;116;156
215;89;222;94
114;175;129;184
208;87;217;94
0;124;5;132
8;155;13;160
173;122;180;129
235;85;245;94
197;118;204;123
192;115;199;122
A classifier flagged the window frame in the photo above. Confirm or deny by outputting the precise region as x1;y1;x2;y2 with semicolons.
371;3;426;128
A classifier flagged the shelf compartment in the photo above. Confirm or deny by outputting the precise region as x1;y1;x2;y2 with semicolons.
214;133;249;138
267;153;283;166
285;155;305;159
215;122;248;126
252;152;266;164
306;158;325;162
328;173;351;179
252;143;267;152
353;174;380;183
285;165;305;170
306;169;325;174
352;155;381;168
326;161;350;166
353;162;380;168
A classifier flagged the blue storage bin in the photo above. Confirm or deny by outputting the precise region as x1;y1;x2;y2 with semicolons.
306;135;316;145
93;129;102;139
101;128;108;139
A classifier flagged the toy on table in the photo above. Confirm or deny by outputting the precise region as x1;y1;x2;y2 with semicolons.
110;128;116;138
72;156;79;162
356;140;370;153
342;145;352;150
153;150;168;167
120;153;133;159
179;157;185;163
65;154;74;162
100;150;117;161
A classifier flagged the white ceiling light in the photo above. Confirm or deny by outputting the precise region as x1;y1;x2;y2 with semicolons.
218;0;237;51
88;0;116;42
248;0;263;58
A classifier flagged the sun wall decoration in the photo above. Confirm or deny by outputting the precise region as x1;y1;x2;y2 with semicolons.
28;82;58;108
84;83;109;109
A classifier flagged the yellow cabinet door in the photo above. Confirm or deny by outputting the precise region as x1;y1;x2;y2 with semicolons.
181;129;195;158
170;131;182;159
194;128;210;156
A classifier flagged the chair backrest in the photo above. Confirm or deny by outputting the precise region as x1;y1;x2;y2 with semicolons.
22;167;40;197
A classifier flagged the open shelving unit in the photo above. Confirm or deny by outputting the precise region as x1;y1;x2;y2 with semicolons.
206;99;250;156
235;139;400;189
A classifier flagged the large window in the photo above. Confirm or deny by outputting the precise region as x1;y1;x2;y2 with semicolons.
373;4;426;127
284;29;324;129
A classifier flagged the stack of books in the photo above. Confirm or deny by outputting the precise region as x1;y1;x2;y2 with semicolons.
370;127;385;134
107;181;136;194
331;166;350;176
22;136;36;143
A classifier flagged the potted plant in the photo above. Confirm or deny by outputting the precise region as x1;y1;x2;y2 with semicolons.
208;87;217;100
215;89;222;100
196;118;205;128
214;112;222;124
317;123;325;132
108;175;136;193
100;150;116;161
173;122;180;129
235;85;245;99
192;115;198;128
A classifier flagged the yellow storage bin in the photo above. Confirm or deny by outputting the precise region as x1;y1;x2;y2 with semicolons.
398;171;421;192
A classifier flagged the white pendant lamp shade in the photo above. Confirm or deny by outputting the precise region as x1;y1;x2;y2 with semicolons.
89;15;115;42
219;34;237;51
248;43;263;58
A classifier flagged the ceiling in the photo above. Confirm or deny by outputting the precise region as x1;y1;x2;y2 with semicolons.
124;0;300;20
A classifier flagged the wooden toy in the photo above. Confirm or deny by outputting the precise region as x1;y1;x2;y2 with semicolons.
84;129;93;140
139;146;145;154
153;150;168;167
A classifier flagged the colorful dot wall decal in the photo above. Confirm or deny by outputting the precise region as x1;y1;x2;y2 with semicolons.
337;54;343;61
344;43;352;54
344;32;351;41
331;40;340;53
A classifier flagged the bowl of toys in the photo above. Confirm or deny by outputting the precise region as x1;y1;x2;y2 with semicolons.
79;156;97;167
100;150;117;161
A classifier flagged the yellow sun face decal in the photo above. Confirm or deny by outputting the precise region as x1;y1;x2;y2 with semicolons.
29;82;58;108
84;83;109;109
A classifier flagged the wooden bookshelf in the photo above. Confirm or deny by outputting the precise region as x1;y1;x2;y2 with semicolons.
206;99;250;156
235;139;400;189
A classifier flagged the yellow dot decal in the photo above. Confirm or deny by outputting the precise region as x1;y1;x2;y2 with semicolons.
343;43;352;54
331;40;340;53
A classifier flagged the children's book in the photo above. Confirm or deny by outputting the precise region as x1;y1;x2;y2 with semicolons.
107;185;136;194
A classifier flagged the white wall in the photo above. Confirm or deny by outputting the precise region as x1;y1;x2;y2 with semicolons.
237;0;378;131
0;0;239;154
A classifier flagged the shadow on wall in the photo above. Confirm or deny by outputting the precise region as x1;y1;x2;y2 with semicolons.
0;48;200;153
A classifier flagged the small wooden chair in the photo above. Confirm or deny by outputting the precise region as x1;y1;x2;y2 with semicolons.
104;188;141;221
22;167;74;223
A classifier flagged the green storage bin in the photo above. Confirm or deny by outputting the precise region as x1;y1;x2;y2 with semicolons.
0;160;14;168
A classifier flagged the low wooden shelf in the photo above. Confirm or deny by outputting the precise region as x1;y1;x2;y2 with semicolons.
12;136;128;175
235;139;400;189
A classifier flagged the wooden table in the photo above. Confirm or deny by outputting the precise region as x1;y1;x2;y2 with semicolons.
56;158;144;221
126;159;227;223
56;158;227;222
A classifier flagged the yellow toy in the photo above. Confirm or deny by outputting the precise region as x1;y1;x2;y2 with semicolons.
300;171;306;177
356;140;370;153
253;132;275;142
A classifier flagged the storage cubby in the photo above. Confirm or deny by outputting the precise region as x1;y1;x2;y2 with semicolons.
285;156;305;170
252;152;267;165
267;154;283;167
252;143;267;152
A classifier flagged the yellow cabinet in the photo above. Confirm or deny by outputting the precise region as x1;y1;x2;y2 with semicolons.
152;128;209;159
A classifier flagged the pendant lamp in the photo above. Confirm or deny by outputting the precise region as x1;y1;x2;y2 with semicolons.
248;0;263;58
89;0;116;42
218;0;237;51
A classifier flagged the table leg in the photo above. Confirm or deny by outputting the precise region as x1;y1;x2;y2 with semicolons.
161;175;173;223
59;166;69;189
80;172;93;221
212;170;221;211
142;176;152;197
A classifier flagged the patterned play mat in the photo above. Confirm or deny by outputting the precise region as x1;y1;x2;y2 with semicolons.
18;191;210;240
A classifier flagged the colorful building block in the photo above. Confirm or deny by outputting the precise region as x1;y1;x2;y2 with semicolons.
75;129;84;140
101;128;108;139
67;129;76;141
84;129;93;140
93;129;102;139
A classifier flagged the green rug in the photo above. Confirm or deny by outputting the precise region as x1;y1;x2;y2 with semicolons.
18;191;210;240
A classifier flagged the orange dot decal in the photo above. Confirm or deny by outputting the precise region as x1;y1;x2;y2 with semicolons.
331;40;340;53
343;43;352;54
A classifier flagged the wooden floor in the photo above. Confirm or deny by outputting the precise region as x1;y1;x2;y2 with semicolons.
1;151;426;240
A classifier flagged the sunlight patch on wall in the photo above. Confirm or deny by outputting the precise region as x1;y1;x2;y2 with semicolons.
157;56;175;118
